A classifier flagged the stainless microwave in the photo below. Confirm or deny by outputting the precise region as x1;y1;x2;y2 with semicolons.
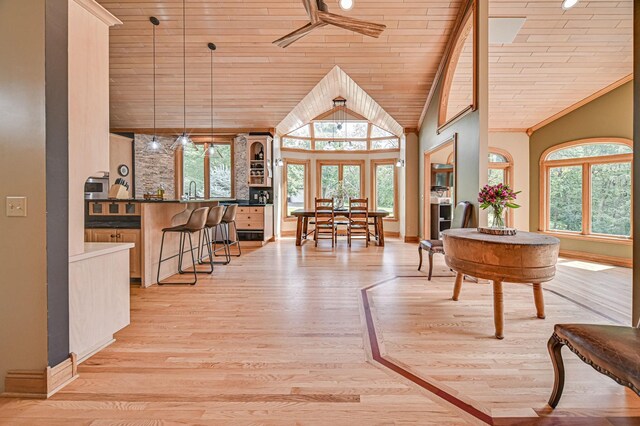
84;176;109;199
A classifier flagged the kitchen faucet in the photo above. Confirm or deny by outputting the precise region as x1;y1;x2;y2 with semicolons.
188;180;197;199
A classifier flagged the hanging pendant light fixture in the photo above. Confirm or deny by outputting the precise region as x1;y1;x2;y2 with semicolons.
143;16;167;154
171;0;196;151
331;97;348;148
203;42;218;158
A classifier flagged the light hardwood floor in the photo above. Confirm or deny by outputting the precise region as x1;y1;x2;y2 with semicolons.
0;238;637;424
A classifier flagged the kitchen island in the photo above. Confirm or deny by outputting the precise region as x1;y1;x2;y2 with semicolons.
85;199;273;287
86;199;225;287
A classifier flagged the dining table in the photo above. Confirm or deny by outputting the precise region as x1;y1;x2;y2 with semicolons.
290;209;390;246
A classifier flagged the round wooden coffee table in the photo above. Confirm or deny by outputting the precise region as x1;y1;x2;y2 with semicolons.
442;228;560;339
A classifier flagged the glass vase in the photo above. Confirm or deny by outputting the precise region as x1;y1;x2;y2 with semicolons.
490;206;505;229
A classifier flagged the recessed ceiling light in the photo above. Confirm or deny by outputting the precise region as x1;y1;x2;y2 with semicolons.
339;0;353;11
562;0;579;10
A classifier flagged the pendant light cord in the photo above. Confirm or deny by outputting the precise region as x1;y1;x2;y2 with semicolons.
152;21;156;137
210;46;214;138
183;0;186;134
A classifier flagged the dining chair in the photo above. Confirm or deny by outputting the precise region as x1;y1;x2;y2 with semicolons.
314;198;336;247
418;201;472;280
348;198;370;247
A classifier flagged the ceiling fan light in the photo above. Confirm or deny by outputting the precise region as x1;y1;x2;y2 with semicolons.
339;0;353;11
561;0;578;9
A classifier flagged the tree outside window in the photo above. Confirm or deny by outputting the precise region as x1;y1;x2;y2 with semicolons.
542;140;632;238
374;163;395;217
285;162;307;216
209;144;232;198
181;143;233;199
183;145;205;198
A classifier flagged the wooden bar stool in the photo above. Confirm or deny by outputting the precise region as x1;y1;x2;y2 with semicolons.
157;207;210;285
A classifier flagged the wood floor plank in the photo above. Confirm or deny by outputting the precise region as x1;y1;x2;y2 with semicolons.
0;238;636;424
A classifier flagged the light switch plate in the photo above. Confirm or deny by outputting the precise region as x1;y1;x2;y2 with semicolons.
6;196;27;217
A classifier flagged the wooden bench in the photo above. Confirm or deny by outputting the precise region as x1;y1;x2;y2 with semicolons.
548;323;640;407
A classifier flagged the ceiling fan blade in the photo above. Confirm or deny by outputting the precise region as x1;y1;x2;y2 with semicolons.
317;11;386;38
301;0;319;23
273;22;326;48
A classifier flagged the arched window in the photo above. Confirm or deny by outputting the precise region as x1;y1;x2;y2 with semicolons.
281;120;400;152
539;138;632;239
438;1;476;129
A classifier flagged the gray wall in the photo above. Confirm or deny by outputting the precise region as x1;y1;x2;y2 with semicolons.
418;81;482;236
0;0;50;391
45;0;70;367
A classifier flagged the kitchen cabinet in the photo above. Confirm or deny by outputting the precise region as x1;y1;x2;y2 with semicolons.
235;205;273;243
430;203;452;240
88;201;140;216
247;135;272;187
85;228;141;279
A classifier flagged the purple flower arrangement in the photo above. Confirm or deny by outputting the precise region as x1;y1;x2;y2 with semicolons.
478;183;520;228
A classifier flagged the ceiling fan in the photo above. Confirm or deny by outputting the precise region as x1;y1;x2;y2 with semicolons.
273;0;386;48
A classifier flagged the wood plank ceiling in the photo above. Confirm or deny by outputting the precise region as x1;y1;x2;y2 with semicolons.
98;0;463;132
276;66;404;136
487;0;632;130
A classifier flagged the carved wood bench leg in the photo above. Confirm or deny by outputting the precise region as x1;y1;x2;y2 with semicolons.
547;334;566;408
533;283;546;319
493;280;504;339
428;252;434;281
452;271;463;301
418;246;423;271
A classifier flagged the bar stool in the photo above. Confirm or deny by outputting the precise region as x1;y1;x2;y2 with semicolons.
214;204;241;262
157;207;210;285
199;205;230;266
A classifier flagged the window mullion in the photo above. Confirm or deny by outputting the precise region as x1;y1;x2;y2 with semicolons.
204;144;210;199
582;162;591;235
545;166;551;232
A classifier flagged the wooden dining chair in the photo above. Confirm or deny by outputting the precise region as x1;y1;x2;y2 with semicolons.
314;198;336;247
348;198;370;247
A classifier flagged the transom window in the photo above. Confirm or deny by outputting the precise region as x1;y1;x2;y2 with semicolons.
540;139;632;239
282;120;400;152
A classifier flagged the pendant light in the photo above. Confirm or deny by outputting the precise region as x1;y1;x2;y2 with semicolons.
171;0;196;151
203;42;218;158
143;16;167;154
331;97;347;148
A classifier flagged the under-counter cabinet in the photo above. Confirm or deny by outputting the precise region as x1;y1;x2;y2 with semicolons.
85;228;141;279
235;205;274;244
